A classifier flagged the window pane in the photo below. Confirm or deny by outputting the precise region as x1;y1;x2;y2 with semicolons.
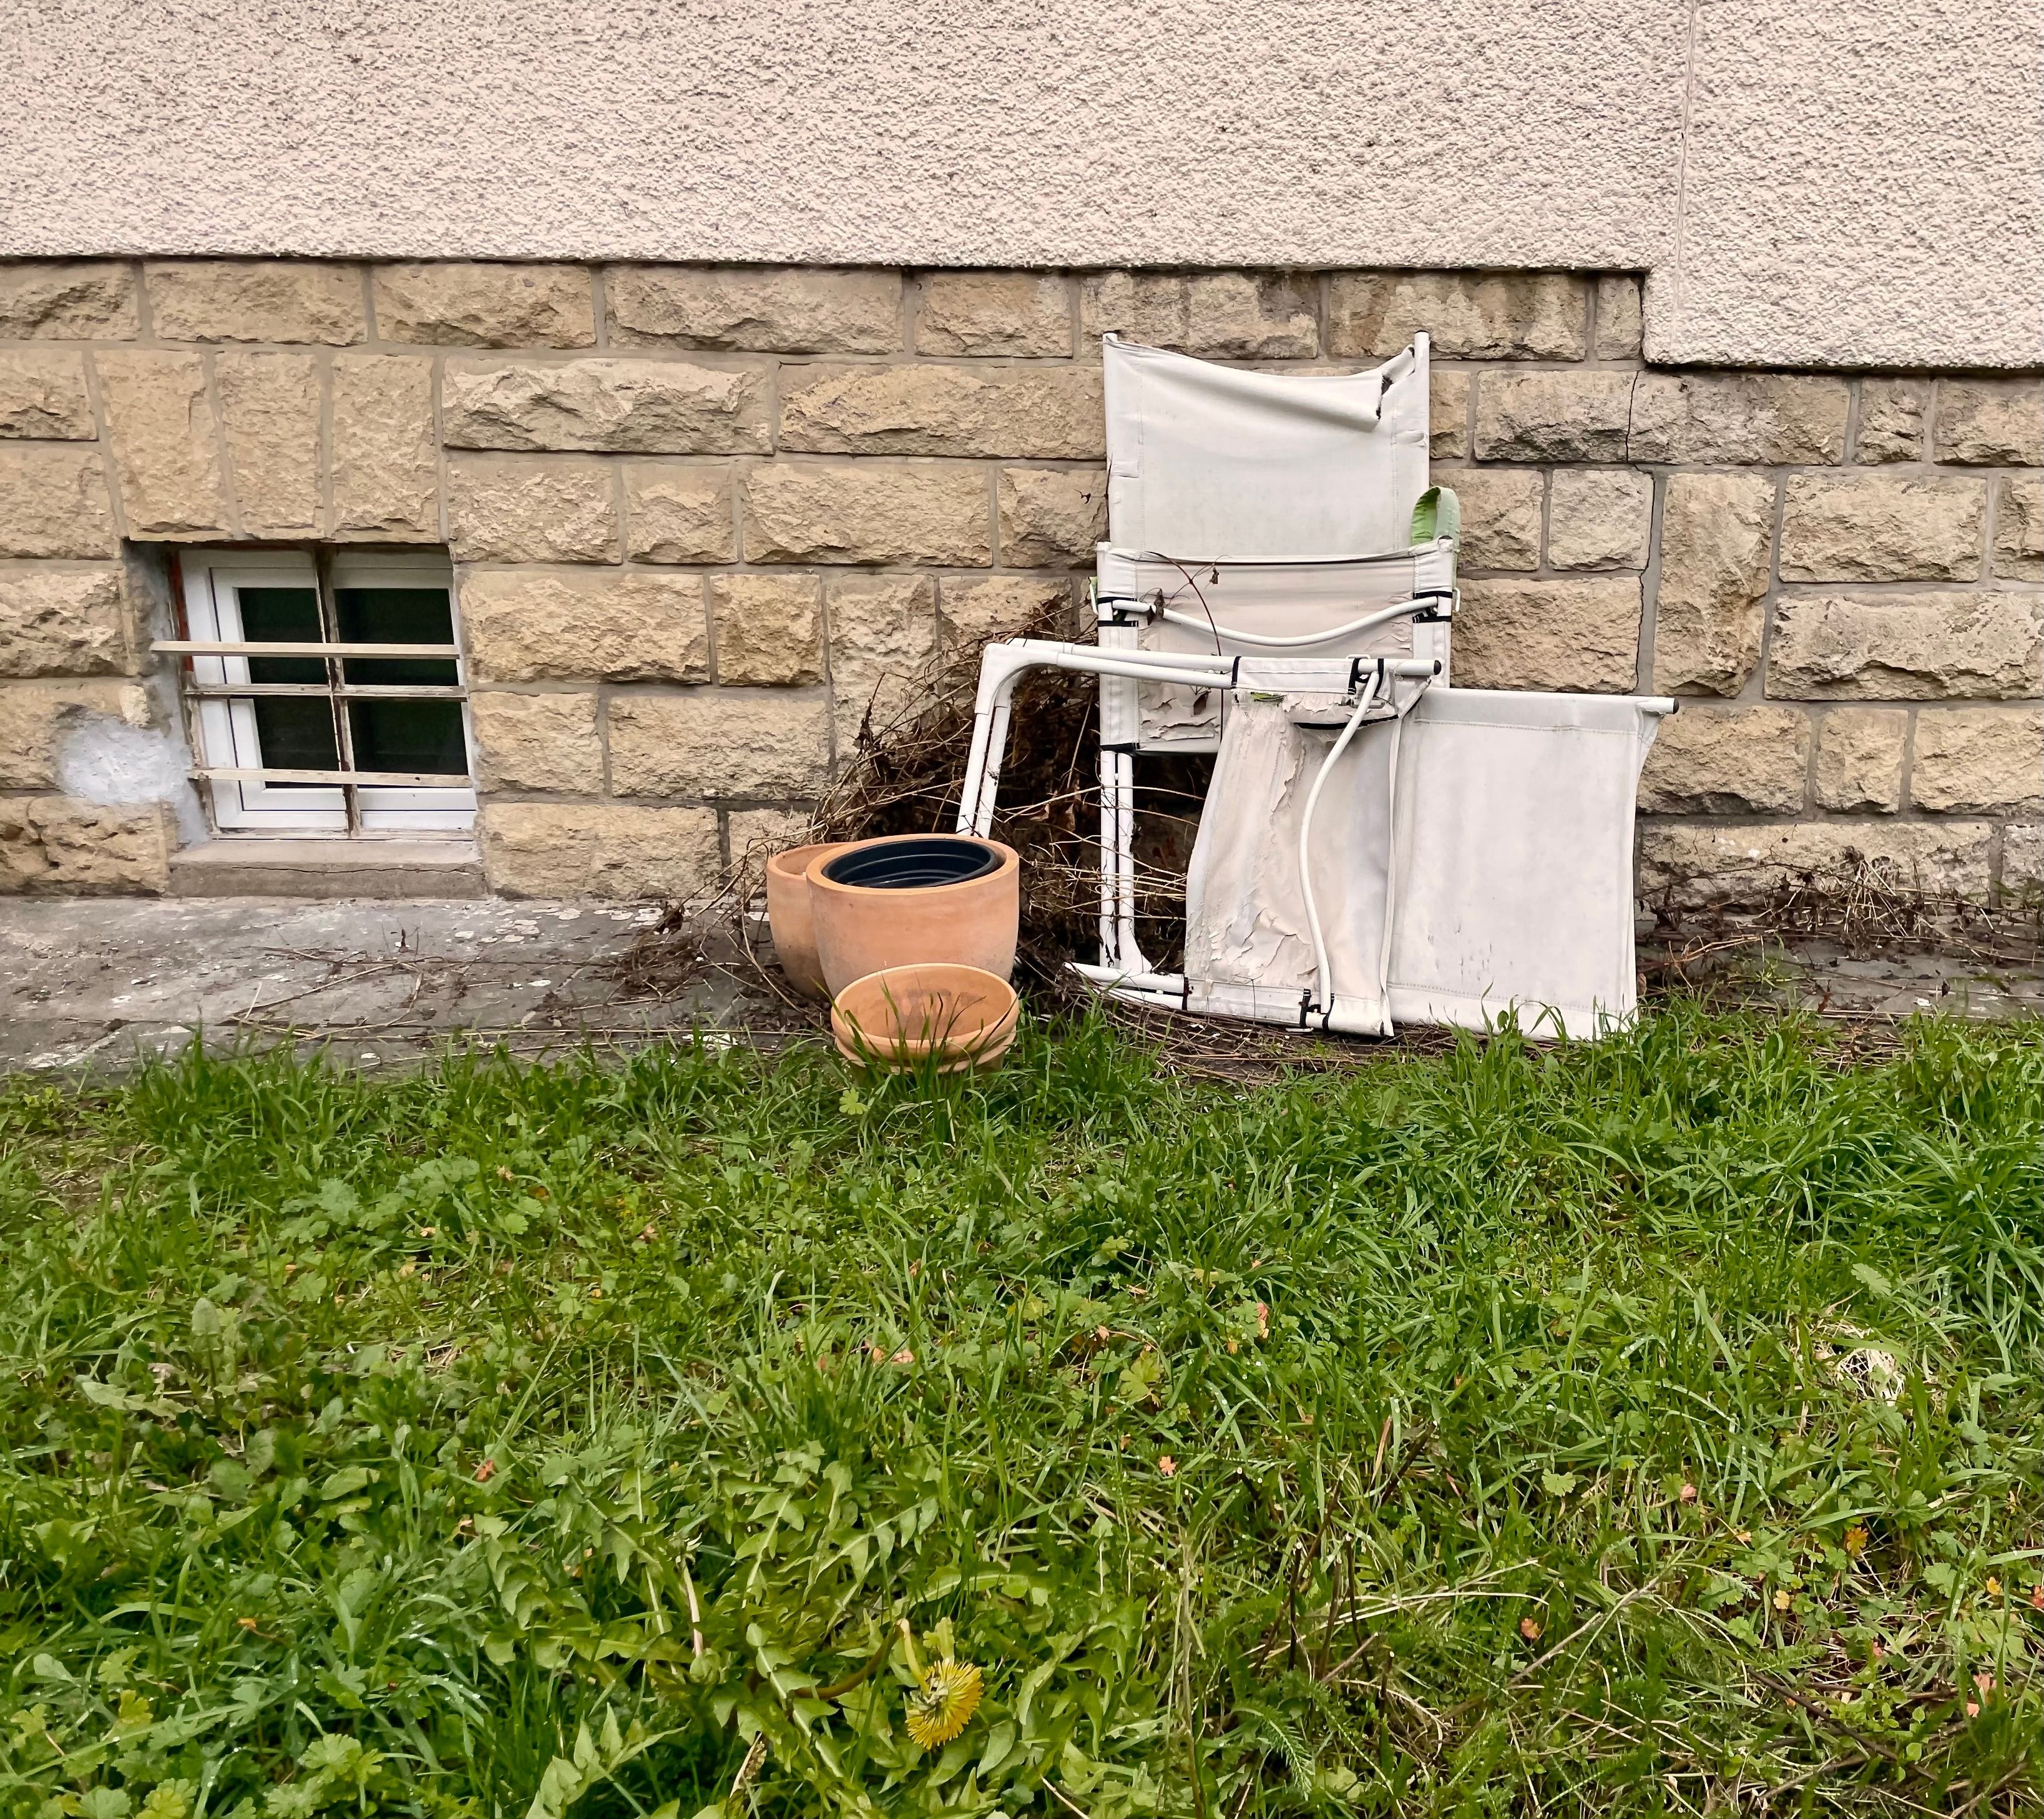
251;699;340;772
336;587;459;687
348;700;469;777
238;586;325;685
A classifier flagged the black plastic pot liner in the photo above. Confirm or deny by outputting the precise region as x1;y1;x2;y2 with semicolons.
823;837;1001;890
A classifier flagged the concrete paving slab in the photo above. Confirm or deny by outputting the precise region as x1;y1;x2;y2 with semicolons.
0;896;790;1076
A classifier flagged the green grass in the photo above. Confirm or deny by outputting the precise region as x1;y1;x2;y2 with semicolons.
0;1008;2039;1818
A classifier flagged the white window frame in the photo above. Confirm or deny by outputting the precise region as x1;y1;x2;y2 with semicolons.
174;549;477;834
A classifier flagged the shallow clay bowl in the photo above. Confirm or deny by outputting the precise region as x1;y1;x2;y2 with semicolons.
830;963;1021;1075
764;841;848;1000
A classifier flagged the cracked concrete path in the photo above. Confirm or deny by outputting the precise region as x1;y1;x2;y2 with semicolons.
0;896;765;1076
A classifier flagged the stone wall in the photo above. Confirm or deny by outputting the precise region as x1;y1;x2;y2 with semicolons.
1;258;2038;906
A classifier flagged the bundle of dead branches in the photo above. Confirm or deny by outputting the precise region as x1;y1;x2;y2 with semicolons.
612;600;1195;1008
809;599;1102;984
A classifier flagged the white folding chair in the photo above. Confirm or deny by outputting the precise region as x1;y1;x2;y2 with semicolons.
956;333;1676;1038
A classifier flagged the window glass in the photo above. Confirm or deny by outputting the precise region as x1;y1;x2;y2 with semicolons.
336;587;460;686
238;585;339;771
335;586;467;777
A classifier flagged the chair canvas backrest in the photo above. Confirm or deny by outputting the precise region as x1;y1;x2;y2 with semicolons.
1102;335;1431;559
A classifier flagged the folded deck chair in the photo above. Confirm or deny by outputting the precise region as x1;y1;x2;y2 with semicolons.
955;334;1675;1038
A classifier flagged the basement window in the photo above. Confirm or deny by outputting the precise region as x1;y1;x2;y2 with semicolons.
164;549;475;834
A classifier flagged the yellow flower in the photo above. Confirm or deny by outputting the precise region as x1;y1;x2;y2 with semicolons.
1842;1524;1869;1557
906;1657;983;1748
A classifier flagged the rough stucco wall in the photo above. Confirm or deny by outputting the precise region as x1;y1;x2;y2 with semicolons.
1661;0;2044;369
3;1;2038;371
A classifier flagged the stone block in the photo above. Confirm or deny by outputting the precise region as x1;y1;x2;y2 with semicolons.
1472;370;1634;463
743;463;990;566
0;680;149;787
1638;820;1993;913
480;801;721;900
0;568;132;677
1993;476;2043;580
0;446;119;557
1548;468;1652;571
917;273;1071;356
1329;270;1587;360
1627;373;1849;465
999;466;1106;567
623;464;736;563
828;574;939;743
1591;276;1643;360
1449;467;1543;571
215;350;321;535
608;690;831;798
1650;471;1775;695
444;356;768;454
330;355;439;538
373;263;595;347
468;690;604;793
1450;577;1640;692
2003;825;2043;898
1934;380;2044;466
0;797;174;896
1779;472;1985;582
711;574;824;685
727;805;816;865
145;260;364;345
0;351;95;439
1080;271;1317;358
1909;710;2043;814
0;263;139;340
1813;708;1907;812
1855;381;1925;463
1430;369;1470;459
939;574;1076;652
447;456;619;563
95;350;232;537
1637;705;1809;813
605;266;901;353
1767;591;2043;699
459;571;708;684
780;363;1104;459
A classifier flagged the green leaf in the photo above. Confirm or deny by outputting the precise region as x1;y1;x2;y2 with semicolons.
1850;1262;1894;1300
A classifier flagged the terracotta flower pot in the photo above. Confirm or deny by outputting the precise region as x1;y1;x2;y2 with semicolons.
806;835;1020;997
831;964;1020;1074
765;841;849;1001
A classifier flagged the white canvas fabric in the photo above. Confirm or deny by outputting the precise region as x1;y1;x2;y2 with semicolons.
1181;688;1671;1036
1102;336;1430;561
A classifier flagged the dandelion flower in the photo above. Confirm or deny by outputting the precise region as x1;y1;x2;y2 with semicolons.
899;1618;983;1750
1842;1524;1868;1557
906;1657;984;1747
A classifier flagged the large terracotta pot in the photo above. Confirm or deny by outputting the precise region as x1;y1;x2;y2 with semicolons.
765;841;849;1000
806;835;1020;996
831;963;1020;1074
